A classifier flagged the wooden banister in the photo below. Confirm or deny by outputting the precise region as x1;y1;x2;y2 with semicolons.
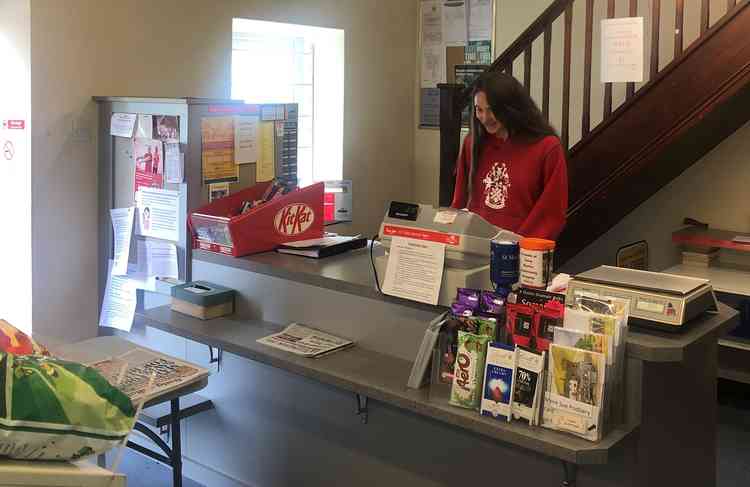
651;0;661;78
439;0;750;248
583;0;594;136
524;46;532;93
542;25;552;119
562;3;573;149
702;0;711;34
603;0;616;119
675;0;685;58
626;0;638;99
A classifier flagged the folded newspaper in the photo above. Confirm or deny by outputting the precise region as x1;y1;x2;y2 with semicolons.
88;347;209;404
257;323;354;357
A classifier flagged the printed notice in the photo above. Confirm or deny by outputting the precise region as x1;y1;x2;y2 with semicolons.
136;114;154;139
136;187;180;242
468;0;493;42
110;113;137;138
111;207;135;276
146;240;179;279
164;142;183;184
382;236;446;305
256;121;275;182
234;115;259;164
99;261;137;332
201;117;238;184
601;17;644;83
442;0;467;47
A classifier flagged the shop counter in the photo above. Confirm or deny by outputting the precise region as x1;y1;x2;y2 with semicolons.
130;248;736;487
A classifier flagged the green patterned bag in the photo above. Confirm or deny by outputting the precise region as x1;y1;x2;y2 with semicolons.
0;351;136;460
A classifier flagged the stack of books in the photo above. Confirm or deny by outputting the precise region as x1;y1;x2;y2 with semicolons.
681;248;719;267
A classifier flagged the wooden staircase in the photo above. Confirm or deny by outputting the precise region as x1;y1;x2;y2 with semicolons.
439;0;750;265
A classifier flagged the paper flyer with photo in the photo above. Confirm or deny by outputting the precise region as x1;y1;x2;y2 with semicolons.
153;115;180;141
201;116;238;184
135;187;180;242
209;182;230;202
133;138;164;194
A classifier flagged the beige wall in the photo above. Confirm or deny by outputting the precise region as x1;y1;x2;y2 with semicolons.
0;0;32;333
31;0;418;341
413;0;748;273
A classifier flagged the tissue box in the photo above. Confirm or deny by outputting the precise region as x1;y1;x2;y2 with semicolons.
171;281;235;320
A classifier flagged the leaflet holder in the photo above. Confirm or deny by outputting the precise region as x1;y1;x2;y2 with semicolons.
189;181;324;257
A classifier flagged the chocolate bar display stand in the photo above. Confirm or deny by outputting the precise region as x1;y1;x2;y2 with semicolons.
123;245;737;487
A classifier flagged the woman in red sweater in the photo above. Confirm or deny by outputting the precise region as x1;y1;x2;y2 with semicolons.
451;73;568;240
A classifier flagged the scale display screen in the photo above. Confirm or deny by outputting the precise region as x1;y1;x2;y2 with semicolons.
636;298;665;315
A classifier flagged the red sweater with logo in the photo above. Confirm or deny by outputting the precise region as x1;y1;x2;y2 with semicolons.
450;134;568;240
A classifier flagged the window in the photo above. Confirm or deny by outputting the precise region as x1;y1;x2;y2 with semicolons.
232;18;344;187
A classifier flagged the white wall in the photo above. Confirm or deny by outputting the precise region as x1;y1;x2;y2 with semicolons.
30;0;418;342
0;0;32;334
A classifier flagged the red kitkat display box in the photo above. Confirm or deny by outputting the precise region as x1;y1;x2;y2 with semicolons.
189;181;324;257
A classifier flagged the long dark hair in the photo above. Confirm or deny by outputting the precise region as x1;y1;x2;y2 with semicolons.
464;72;558;205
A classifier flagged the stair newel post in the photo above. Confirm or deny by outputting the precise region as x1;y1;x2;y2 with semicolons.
438;83;466;207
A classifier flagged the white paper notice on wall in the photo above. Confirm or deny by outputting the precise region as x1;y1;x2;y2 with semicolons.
442;0;467;47
135;187;181;242
110;113;137;138
601;17;644;83
99;260;137;332
382;236;446;305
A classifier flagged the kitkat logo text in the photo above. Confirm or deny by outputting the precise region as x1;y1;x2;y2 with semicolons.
274;204;315;236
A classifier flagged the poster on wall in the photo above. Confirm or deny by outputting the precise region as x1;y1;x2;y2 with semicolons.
601;17;644;83
201;117;239;184
133;138;164;194
421;0;444;88
153;115;180;141
442;0;467;47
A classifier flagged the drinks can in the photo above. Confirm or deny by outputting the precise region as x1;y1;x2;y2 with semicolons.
519;238;555;288
490;240;519;288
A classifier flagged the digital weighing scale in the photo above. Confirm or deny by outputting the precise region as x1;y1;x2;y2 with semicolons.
566;265;718;331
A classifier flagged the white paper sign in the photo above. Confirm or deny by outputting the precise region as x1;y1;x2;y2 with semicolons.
234;115;259;164
422;44;446;88
382;236;445;305
111;207;135;275
110;113;137;138
601;17;644;83
422;0;443;46
442;0;468;47
127;244;157;291
136;114;154;139
136;187;181;242
164;142;184;184
468;0;493;42
146;240;179;279
99;261;137;332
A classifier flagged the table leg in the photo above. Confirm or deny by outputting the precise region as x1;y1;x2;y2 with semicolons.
171;398;182;487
